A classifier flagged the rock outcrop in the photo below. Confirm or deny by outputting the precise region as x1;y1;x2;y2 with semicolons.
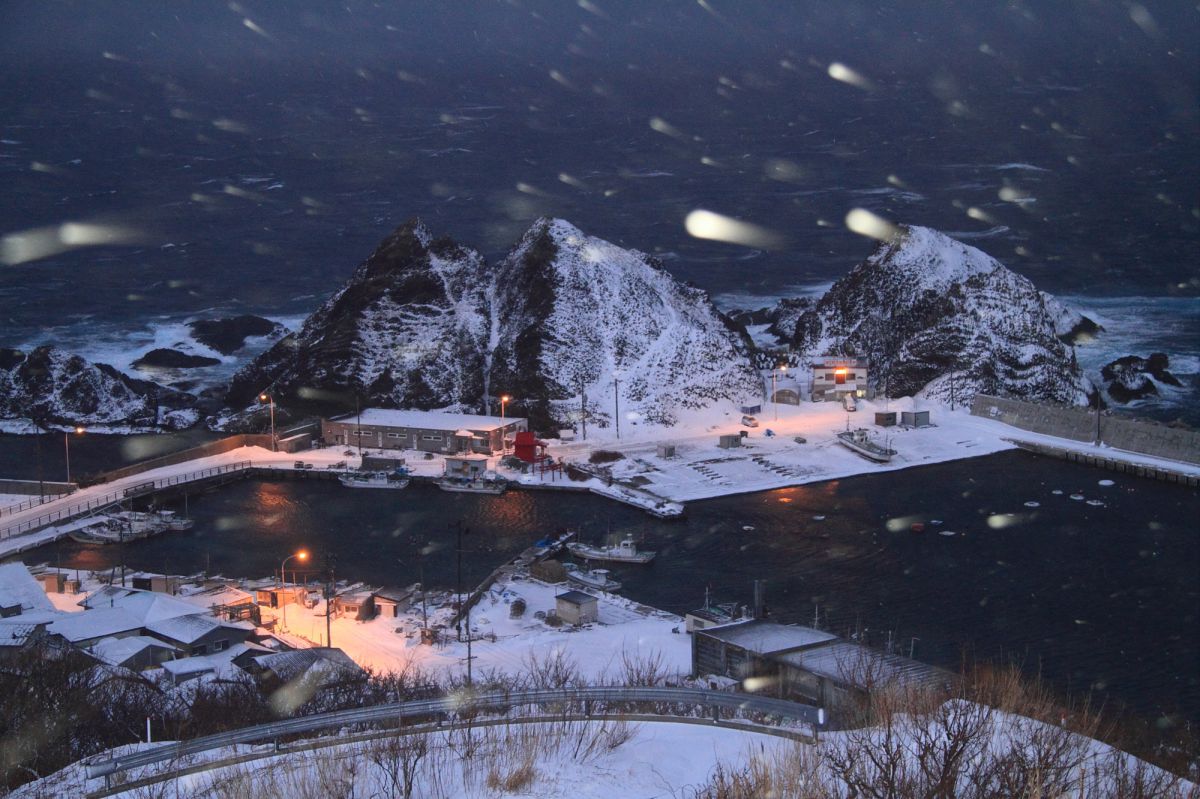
229;218;761;430
783;226;1094;405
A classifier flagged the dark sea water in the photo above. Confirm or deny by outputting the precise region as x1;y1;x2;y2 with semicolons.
14;446;1198;729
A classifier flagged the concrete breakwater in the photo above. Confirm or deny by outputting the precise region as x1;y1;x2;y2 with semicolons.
971;394;1200;466
1010;440;1199;488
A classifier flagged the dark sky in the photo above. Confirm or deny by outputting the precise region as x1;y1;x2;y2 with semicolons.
0;0;1196;330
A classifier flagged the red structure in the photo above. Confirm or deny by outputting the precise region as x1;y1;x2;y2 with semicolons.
513;431;547;463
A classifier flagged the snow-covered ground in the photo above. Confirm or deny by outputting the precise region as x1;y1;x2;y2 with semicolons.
3;395;1197;559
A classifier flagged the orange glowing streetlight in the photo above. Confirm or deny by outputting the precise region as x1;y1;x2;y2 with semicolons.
500;394;512;452
258;393;276;452
281;549;309;587
65;426;85;483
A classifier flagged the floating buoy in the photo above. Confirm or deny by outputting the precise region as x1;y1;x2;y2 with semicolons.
1069;494;1085;501
1024;501;1040;508
939;530;956;537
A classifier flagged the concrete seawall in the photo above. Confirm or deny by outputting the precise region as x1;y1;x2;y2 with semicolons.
971;395;1200;466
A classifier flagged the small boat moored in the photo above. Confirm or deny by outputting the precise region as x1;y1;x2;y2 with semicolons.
435;476;507;495
836;427;895;463
566;537;655;564
564;564;622;592
339;470;411;490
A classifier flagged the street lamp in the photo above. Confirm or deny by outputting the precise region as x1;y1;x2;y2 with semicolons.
772;365;788;421
259;393;276;452
65;426;84;483
279;549;308;632
280;549;308;587
499;394;511;452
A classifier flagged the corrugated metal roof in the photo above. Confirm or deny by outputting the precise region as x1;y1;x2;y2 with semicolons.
697;620;837;654
330;408;524;432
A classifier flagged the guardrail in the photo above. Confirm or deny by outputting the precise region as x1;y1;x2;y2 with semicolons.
85;685;822;781
0;491;73;519
0;461;252;541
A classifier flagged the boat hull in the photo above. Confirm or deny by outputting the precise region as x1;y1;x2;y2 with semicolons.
566;542;655;564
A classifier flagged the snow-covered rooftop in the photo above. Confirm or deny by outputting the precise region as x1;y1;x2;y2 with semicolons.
697;620;837;654
48;608;142;642
90;635;177;666
331;408;523;432
0;563;54;614
773;640;951;689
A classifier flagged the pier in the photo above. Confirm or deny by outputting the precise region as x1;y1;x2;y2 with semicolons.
1010;440;1200;488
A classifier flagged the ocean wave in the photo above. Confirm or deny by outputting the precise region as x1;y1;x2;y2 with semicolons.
943;225;1011;240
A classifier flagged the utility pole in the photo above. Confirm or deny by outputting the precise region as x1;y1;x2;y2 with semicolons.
580;377;587;442
355;394;362;458
613;376;621;440
455;521;474;685
323;553;336;648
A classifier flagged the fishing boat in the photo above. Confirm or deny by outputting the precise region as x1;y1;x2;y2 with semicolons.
106;510;170;539
68;518;150;545
152;509;194;531
646;500;685;519
564;564;622;592
339;470;411;489
566;537;655;564
836;427;895;463
435;476;507;495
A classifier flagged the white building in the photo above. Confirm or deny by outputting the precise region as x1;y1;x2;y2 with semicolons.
810;357;873;402
321;409;527;455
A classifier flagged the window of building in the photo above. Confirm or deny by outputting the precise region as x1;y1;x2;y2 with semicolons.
422;434;441;441
213;640;229;652
387;432;405;439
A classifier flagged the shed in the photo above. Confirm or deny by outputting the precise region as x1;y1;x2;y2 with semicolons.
901;410;931;428
444;455;490;478
361;456;406;472
717;434;742;449
555;590;598;626
373;587;414;618
740;404;762;415
37;572;65;594
874;411;897;427
656;443;676;458
691;619;837;686
161;656;216;685
334;591;376;621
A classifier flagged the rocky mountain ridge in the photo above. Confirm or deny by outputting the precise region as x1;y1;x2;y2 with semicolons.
228;218;762;430
755;225;1096;406
0;346;199;430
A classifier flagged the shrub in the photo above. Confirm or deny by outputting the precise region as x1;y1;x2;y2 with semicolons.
588;450;624;464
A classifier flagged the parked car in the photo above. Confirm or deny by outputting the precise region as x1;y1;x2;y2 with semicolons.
842;395;857;412
741;415;759;428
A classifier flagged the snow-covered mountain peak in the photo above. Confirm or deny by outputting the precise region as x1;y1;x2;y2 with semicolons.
786;224;1093;406
866;225;1002;292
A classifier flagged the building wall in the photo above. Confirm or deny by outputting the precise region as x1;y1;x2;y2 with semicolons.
556;599;597;626
971;394;1200;465
321;418;526;455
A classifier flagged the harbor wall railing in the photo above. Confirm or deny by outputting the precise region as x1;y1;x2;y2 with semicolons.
970;394;1200;465
86;435;273;486
0;481;76;518
0;461;251;542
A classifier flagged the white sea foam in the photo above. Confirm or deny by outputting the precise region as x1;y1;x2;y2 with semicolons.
713;282;834;311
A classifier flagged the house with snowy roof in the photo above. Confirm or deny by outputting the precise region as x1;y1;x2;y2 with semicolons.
0;563;56;618
248;647;365;689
